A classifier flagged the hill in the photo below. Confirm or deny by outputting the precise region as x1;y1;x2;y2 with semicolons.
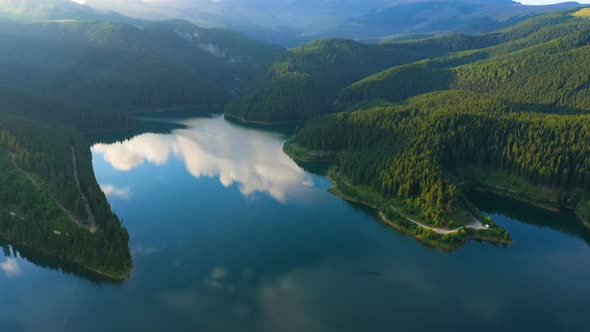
75;0;587;47
226;10;586;124
280;10;590;247
0;3;283;279
0;87;129;132
337;10;590;110
323;0;585;41
0;88;132;279
231;10;590;123
285;90;590;248
0;18;283;112
224;34;510;123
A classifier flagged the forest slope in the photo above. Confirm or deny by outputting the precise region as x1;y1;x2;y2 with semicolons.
0;8;283;279
224;32;520;123
280;11;590;243
0;18;283;112
286;91;590;245
319;0;586;42
338;10;590;110
227;9;590;123
0;89;132;279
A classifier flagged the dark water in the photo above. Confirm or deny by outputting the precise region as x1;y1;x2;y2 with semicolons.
1;114;590;332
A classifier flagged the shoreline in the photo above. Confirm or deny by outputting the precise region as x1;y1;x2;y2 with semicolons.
283;142;511;248
86;105;226;134
83;126;135;135
2;145;132;282
224;113;305;126
575;210;590;230
128;104;224;114
471;186;561;212
286;143;583;222
0;234;131;281
471;186;590;230
580;218;590;230
327;185;457;251
282;142;337;163
324;168;510;250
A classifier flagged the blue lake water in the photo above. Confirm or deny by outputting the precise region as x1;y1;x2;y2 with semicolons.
1;114;589;332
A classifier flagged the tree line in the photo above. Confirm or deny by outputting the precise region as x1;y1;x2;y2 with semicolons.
293;91;590;226
0;111;131;278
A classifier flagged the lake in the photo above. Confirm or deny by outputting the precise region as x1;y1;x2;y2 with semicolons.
1;113;590;332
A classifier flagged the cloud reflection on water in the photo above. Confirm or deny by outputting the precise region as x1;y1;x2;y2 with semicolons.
100;184;131;200
92;115;313;202
0;258;21;278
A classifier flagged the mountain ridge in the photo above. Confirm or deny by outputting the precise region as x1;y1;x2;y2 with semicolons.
67;0;589;46
0;17;284;112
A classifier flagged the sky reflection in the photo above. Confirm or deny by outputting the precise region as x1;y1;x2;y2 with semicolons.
1;257;21;278
92;115;313;202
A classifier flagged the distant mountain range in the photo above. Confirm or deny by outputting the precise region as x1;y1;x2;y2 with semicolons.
7;0;585;46
322;0;587;42
0;0;134;22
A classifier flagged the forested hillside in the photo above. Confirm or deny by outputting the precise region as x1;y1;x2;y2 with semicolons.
71;0;585;47
0;87;130;132
323;0;583;41
0;4;285;279
281;9;590;244
1;4;589;268
287;91;590;242
227;9;590;124
224;33;515;123
0;18;283;112
0;101;132;278
339;10;590;109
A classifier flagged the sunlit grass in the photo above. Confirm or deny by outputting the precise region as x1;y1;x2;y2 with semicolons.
573;8;590;18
